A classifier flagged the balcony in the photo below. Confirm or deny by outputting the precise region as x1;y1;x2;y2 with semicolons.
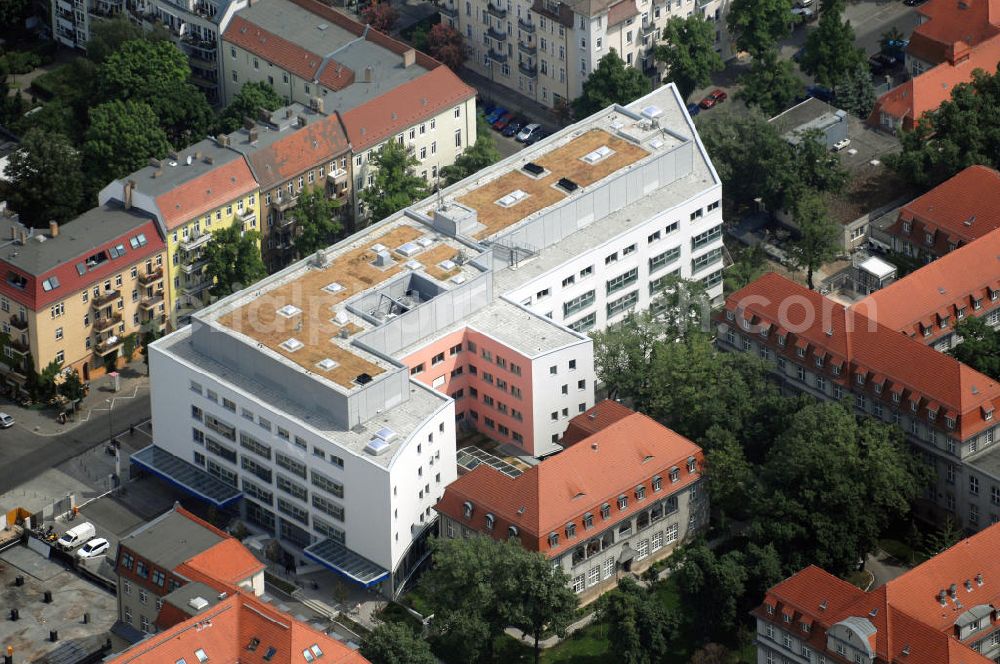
95;336;124;356
439;3;457;17
94;313;123;333
277;215;296;228
7;338;29;355
180;258;208;274
518;17;535;33
92;289;122;308
139;293;164;310
180;232;212;252
518;40;536;56
327;168;348;185
486;2;507;18
9;315;27;331
182;281;212;297
239;208;256;224
271;195;298;213
518;61;537;77
138;268;163;286
488;48;508;63
488;26;508;41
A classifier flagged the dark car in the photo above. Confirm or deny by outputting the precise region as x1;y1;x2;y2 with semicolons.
686;102;701;117
698;89;727;109
492;112;515;130
524;127;547;145
869;53;898;74
502;120;525;137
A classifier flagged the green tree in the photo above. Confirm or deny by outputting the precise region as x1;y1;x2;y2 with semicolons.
703;425;755;522
655;15;724;100
218;81;284;134
155;82;216;147
782;129;849;205
799;4;867;88
83;100;170;186
723;243;767;294
949;317;1000;380
671;544;748;641
573;49;652;118
727;0;794;58
37;358;63;403
923;516;964;558
360;622;436;664
360;140;429;222
4;129;85;227
86;17;147;64
737;48;802;116
834;60;877;119
786;192;840;289
441;116;501;184
595;576;677;664
292;186;343;258
12;100;82;142
590;307;662;401
202;225;267;298
751;401;929;575
59;369;86;403
0;0;30;29
421;536;574;662
426;23;467;71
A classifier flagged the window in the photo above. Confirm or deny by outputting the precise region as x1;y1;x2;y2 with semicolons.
617;495;628;510
606;268;638;295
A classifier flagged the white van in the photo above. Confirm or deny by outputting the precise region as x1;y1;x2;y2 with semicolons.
57;522;96;551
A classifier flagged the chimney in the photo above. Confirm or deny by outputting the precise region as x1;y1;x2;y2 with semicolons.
18;230;26;245
148;157;161;168
124;179;135;210
949;583;958;598
249;128;259;143
310;96;324;113
285;108;293;119
403;48;416;68
243;118;255;130
204;155;215;165
217;133;231;147
9;226;15;241
153;169;163;178
168;150;179;160
363;65;374;83
297;114;309;128
976;573;984;586
49;221;59;238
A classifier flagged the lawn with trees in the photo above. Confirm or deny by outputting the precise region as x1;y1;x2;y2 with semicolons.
573;50;651;118
655;16;724;100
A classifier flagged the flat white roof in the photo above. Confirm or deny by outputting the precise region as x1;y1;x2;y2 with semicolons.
860;256;896;279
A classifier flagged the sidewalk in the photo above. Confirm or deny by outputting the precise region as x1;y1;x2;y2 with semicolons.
9;359;150;436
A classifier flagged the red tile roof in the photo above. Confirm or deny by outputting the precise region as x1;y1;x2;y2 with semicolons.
906;0;1000;65
725;272;1000;440
155;157;258;231
885;166;1000;257
340;66;476;151
179;538;266;589
223;15;338;85
853;226;1000;341
561;399;635;446
106;590;369;664
607;0;639;26
869;35;1000;130
435;409;703;555
755;524;1000;664
245;114;351;191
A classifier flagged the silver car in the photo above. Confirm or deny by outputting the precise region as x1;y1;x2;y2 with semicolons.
0;413;14;428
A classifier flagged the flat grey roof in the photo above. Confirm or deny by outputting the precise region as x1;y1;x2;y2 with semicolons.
128;138;243;198
769;97;846;140
120;506;224;570
161;581;224;617
0;203;153;276
158;327;450;469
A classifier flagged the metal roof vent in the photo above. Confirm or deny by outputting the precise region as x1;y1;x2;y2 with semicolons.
188;597;209;611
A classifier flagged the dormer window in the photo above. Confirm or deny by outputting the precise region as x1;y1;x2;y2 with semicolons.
928;409;937;422
760;327;769;339
566;522;576;538
463;501;474;519
856;373;865;386
902;221;911;234
832;365;841;377
726;310;735;321
508;525;519;539
669;467;680;482
635;485;646;500
548;532;559;547
984;406;995;422
925;232;934;246
874;383;883;395
992;289;999;302
957;307;966;320
815;356;825;368
782;613;792;623
652;475;662;492
911;400;919;413
687;457;697;473
741;318;750;330
777;335;786;347
974;298;982;310
801;622;811;633
601;503;611;519
617;495;628;510
940;316;949;329
796;347;806;358
946;416;956;430
583;513;594;529
892;391;901;404
766;604;775;615
922;324;932;337
485;513;495;530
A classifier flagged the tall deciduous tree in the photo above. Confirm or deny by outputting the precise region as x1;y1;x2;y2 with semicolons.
655;15;724;100
427;23;467;71
671;544;748;641
219;81;285;133
202;225;267;298
799;3;866;88
595;576;677;664
361;1;398;32
786;191;839;290
727;0;794;58
83;100;170;186
506;549;578;664
292;186;343;258
949;317;1000;380
737;48;802;116
4;129;85;227
441;116;501;184
573;49;652;118
360;140;429;222
86;17;167;64
360;623;436;664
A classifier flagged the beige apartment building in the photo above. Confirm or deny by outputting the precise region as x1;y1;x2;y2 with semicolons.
0;202;167;388
440;0;730;109
220;0;477;217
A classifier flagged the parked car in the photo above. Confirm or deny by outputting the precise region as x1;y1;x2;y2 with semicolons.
57;522;96;551
869;53;898;74
76;537;110;559
524;127;548;145
698;89;727;109
485;107;506;123
686;102;701;117
516;123;542;142
492;112;515;130
0;413;13;429
791;6;816;21
807;84;835;103
502;119;525;137
832;138;851;151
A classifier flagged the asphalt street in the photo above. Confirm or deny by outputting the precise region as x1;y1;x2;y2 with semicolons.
845;0;923;58
0;394;151;494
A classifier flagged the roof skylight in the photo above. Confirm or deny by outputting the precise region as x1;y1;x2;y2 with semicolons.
323;282;344;294
277;304;302;318
316;358;338;371
280;338;304;352
496;189;528;207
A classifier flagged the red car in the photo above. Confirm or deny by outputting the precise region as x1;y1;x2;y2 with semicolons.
698;89;728;109
492;112;515;130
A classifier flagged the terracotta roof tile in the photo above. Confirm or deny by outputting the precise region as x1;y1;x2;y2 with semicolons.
561;399;634;446
155;157;258;231
341;66;476;151
247;114;351;190
223;15;332;83
179;538;265;588
607;0;639;26
908;0;1000;64
435;410;703;554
